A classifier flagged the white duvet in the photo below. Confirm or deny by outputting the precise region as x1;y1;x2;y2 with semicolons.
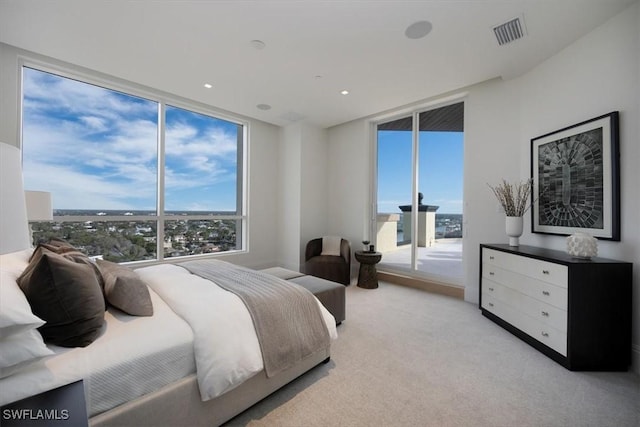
136;263;338;401
0;287;196;415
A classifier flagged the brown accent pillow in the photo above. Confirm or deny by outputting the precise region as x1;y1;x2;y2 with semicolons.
17;248;105;347
96;260;153;317
30;241;106;293
28;237;74;261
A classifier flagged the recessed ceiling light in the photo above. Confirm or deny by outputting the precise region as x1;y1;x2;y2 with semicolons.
405;20;432;39
204;83;213;89
256;104;272;111
250;40;266;50
341;90;349;95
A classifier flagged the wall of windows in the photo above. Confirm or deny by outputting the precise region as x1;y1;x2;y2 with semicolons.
21;66;246;263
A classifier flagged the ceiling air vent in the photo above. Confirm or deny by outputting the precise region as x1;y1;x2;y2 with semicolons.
493;17;526;46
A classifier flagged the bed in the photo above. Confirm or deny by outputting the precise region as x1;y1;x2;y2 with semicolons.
0;139;335;425
0;243;337;426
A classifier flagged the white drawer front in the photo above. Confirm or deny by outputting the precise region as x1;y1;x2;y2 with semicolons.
482;263;568;310
482;279;567;332
529;321;567;356
482;292;567;356
481;291;500;313
483;248;568;288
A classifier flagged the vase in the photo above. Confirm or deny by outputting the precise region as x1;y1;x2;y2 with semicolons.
505;216;523;246
566;232;597;259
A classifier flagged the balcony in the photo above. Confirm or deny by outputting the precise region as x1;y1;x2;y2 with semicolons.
375;213;463;286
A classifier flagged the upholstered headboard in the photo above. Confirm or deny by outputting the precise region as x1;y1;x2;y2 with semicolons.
0;142;30;254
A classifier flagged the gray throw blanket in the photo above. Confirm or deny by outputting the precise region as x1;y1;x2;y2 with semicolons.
179;260;330;377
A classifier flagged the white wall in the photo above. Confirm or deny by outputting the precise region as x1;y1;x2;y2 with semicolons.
277;124;303;270
463;78;522;302
327;119;371;277
0;43;283;271
326;2;640;373
277;122;330;271
299;124;329;259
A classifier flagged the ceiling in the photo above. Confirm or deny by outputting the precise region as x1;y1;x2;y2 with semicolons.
0;0;635;129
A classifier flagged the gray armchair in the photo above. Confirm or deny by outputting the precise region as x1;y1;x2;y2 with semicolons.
304;237;351;285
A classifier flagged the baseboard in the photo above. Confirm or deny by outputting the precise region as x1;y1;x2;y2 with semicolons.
377;271;464;299
632;344;640;375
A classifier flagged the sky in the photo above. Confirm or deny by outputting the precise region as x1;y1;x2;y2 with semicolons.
21;67;239;213
377;130;463;214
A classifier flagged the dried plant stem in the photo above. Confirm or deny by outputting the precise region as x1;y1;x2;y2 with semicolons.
488;179;533;217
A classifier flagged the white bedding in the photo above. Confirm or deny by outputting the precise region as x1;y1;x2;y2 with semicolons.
136;263;338;401
0;288;196;416
1;253;337;414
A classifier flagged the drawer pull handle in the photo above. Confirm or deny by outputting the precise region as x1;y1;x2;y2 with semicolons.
541;311;549;317
488;302;494;307
489;272;495;276
488;287;494;292
542;270;550;275
489;256;494;260
541;332;549;337
542;291;550;296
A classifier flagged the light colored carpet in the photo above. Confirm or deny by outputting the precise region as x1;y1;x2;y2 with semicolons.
224;282;640;427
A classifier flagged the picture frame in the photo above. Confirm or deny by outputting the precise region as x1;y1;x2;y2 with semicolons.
530;111;620;240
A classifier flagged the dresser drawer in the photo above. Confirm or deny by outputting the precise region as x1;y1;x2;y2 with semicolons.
482;263;568;310
482;292;567;356
483;278;567;332
480;244;632;370
527;320;567;356
483;248;568;288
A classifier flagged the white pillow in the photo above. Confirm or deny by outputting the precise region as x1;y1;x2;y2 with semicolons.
0;329;53;375
0;270;45;339
320;236;342;256
0;248;33;275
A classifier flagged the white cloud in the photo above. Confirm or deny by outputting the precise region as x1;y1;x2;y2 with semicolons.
79;116;108;132
23;160;156;210
166;128;236;159
187;155;217;173
164;120;238;188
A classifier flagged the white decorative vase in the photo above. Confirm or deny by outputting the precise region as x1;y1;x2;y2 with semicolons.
505;216;523;247
566;232;597;259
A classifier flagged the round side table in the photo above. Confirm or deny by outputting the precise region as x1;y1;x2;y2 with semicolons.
354;250;382;289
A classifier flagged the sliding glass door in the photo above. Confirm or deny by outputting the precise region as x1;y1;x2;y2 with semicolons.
374;102;464;284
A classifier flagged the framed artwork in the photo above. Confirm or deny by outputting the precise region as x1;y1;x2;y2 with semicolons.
530;111;620;240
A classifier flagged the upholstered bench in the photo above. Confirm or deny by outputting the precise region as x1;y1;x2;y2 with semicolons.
260;267;345;325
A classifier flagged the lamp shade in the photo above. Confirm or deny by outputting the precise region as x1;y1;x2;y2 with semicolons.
25;191;53;221
0;142;30;254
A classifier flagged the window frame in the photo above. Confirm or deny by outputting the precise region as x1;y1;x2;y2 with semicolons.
371;96;466;284
18;58;248;264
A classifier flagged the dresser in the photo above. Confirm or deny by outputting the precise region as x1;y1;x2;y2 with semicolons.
480;244;632;371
